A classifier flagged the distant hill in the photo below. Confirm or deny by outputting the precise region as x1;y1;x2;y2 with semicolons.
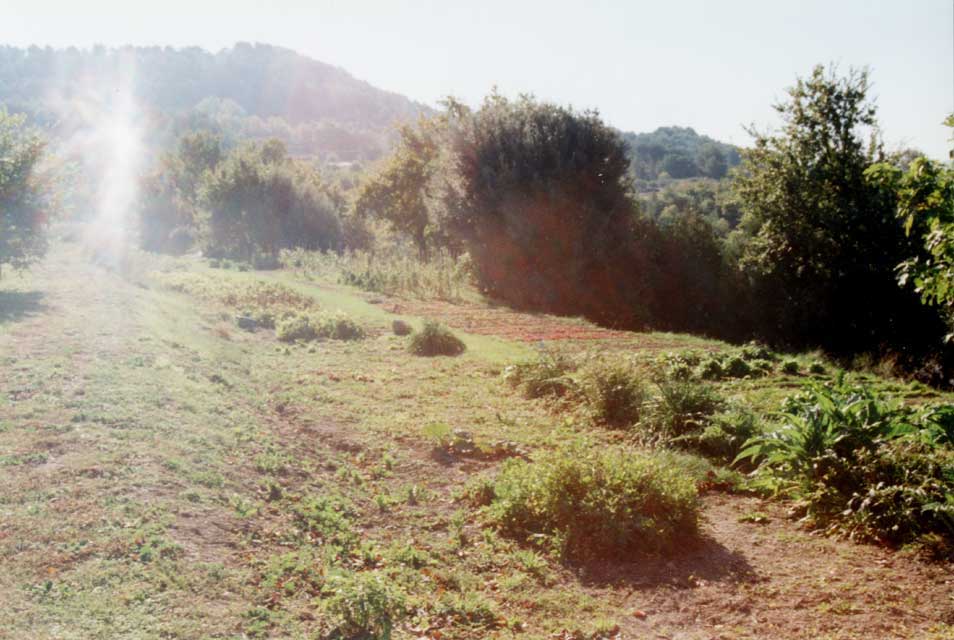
620;126;742;181
0;43;432;161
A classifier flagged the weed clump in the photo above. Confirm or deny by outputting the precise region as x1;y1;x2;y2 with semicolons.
781;359;800;374
723;355;753;378
673;406;761;464
650;379;723;438
408;321;466;357
325;570;407;640
391;319;413;336
580;360;647;427
698;356;724;380
503;351;577;399
737;377;954;547
276;312;365;342
484;445;699;559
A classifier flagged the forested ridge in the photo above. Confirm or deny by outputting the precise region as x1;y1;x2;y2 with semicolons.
0;42;430;161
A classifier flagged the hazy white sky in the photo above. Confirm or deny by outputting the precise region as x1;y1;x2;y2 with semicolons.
3;0;952;157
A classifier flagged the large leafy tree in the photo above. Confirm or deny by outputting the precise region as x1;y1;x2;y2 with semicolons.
733;65;933;352
870;115;954;341
138;130;224;252
443;94;652;324
352;118;450;261
0;110;56;277
200;139;342;259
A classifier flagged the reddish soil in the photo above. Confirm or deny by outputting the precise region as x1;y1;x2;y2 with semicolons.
376;296;670;345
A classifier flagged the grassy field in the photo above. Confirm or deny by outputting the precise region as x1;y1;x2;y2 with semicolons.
2;237;953;640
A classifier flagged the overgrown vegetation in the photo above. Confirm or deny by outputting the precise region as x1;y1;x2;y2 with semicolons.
407;320;465;356
738;377;954;548
481;445;699;559
0;109;56;276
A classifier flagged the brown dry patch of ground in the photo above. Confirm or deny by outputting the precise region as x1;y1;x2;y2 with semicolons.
594;493;954;639
373;295;647;344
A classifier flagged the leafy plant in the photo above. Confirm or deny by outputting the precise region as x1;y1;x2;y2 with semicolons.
736;377;954;544
503;350;577;399
391;319;413;336
649;379;723;438
580;360;647;427
325;571;406;640
781;359;800;374
408;321;465;356
276;311;365;342
485;445;698;559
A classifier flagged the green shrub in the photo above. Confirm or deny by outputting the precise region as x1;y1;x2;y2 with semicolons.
781;359;800;375
660;350;703;380
391;319;413;336
321;314;366;341
485;445;698;559
276;313;317;342
292;495;357;552
408;321;466;357
723;356;753;378
737;378;954;545
503;351;577;399
650;379;723;438
698;357;724;380
276;312;365;343
325;571;406;640
809;361;827;375
740;342;775;362
750;358;774;374
580;361;647;427
842;440;954;545
673;407;761;463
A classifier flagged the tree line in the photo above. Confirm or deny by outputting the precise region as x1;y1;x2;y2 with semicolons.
4;64;954;385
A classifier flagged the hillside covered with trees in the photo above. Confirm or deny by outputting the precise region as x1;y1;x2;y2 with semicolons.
621;126;742;182
0;43;431;161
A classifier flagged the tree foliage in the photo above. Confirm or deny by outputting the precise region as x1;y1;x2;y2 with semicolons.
444;94;652;324
201;140;342;259
622;126;740;181
139;134;345;259
353;119;449;261
138;130;224;253
871;115;954;341
732;65;936;353
0;109;55;275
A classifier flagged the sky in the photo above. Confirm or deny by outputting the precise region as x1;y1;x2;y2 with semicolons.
3;0;953;157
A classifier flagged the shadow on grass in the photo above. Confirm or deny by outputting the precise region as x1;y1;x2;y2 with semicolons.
577;532;757;589
0;290;47;324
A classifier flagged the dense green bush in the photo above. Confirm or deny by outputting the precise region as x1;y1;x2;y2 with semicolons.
698;356;724;381
580;361;647;427
843;440;954;545
445;94;652;325
391;319;413;336
737;378;954;545
673;407;761;464
484;445;699;559
650;379;723;438
276;312;365;342
723;356;753;378
781;359;800;374
325;571;406;640
503;351;577;399
407;321;465;356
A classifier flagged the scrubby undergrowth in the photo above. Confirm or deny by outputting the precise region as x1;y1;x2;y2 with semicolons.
478;445;700;560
